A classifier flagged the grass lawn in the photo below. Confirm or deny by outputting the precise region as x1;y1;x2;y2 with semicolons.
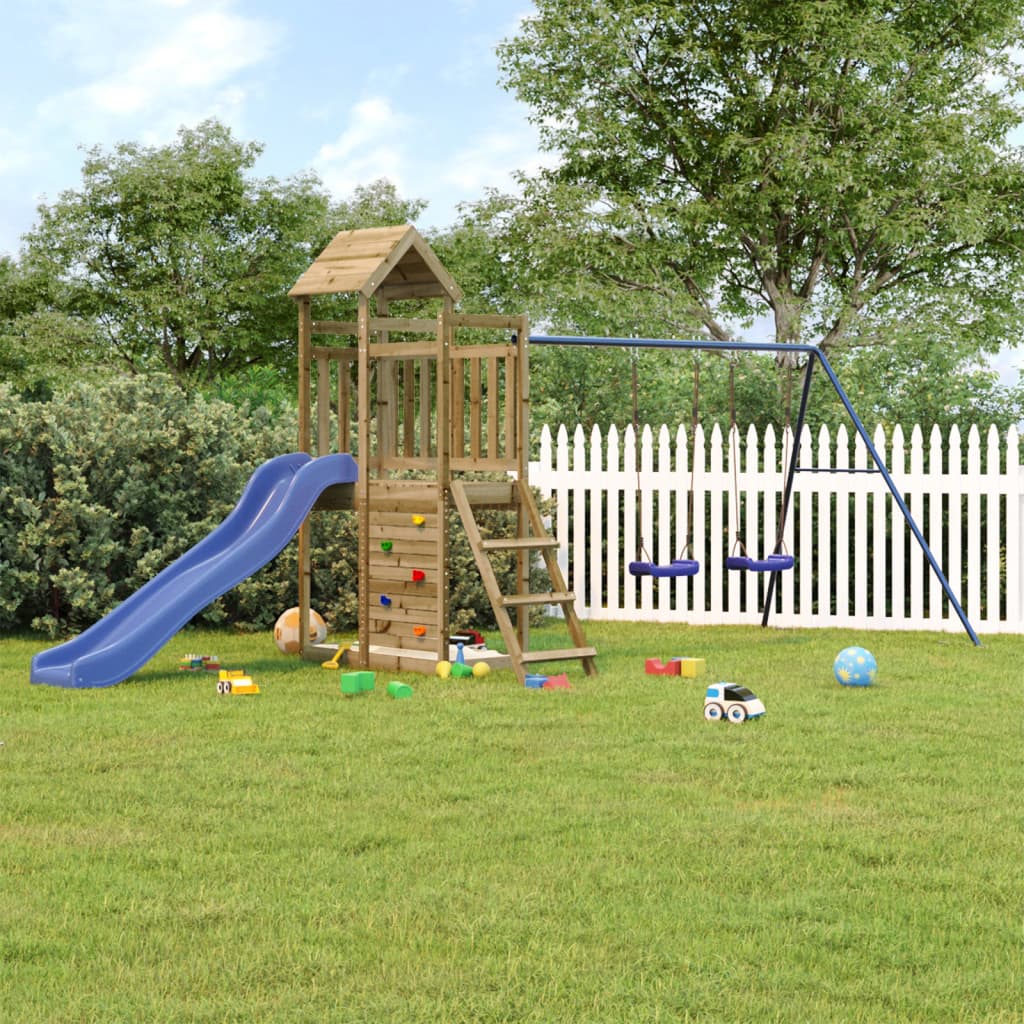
1;621;1022;1023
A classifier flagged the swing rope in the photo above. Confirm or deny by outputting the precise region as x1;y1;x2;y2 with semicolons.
725;356;794;573
628;353;700;578
728;358;745;559
774;363;794;552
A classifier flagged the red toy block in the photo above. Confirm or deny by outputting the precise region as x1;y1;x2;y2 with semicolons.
542;673;571;690
645;658;681;675
411;569;426;583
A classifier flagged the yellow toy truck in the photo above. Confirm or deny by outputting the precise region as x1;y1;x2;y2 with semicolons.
216;669;259;696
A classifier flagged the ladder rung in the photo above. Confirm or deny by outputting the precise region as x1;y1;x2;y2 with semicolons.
454;481;516;505
501;590;575;608
480;537;560;552
520;647;598;664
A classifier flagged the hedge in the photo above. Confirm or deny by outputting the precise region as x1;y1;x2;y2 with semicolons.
0;376;539;639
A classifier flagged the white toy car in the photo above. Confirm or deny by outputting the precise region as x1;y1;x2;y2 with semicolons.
704;682;765;723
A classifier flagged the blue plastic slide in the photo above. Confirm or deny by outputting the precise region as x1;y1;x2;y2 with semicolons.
31;452;358;689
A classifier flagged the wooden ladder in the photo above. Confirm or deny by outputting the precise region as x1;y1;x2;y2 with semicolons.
450;478;597;684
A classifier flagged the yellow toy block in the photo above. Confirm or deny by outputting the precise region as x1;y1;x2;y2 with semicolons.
675;658;706;678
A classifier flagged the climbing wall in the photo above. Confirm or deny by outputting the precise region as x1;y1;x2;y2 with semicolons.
362;480;448;672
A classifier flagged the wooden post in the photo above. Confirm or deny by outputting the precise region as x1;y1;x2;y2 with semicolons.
297;297;313;654
437;300;452;662
377;296;395;471
516;314;531;652
356;294;371;667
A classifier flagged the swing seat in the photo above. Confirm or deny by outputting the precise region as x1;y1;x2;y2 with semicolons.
724;553;794;573
630;559;700;578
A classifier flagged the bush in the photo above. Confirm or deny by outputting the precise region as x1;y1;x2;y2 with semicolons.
0;377;536;638
0;377;295;635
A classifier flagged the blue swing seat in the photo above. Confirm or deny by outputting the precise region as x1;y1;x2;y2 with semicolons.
630;558;700;578
724;553;794;573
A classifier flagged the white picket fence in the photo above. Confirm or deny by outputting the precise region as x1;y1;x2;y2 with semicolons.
529;422;1024;635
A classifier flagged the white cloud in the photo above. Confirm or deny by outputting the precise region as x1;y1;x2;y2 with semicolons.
37;1;278;137
444;122;553;192
313;97;411;197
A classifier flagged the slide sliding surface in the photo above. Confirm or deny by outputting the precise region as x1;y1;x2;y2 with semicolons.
31;453;357;689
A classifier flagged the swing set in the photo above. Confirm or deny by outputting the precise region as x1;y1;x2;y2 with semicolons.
529;334;981;646
626;350;794;578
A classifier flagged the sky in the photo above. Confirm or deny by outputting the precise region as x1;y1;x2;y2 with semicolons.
0;0;1020;387
0;0;543;257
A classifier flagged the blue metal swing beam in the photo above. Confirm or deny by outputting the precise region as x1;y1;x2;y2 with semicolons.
528;334;981;646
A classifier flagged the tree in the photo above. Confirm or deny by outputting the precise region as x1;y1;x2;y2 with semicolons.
491;0;1024;368
14;123;419;387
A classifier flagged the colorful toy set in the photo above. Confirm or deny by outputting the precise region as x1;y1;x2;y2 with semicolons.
179;654;220;672
523;672;571;690
436;642;492;680
341;670;413;699
645;657;705;677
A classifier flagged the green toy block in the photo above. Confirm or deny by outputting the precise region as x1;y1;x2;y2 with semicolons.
341;671;376;695
450;662;474;678
387;681;414;699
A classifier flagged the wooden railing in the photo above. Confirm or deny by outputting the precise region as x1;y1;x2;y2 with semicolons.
306;312;526;475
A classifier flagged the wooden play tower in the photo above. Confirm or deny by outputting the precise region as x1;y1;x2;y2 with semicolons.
288;224;596;683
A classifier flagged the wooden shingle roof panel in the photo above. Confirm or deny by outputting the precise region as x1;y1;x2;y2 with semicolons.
289;224;462;301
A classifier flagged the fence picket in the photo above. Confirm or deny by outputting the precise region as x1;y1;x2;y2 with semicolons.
966;426;982;625
798;425;815;619
948;424;964;618
816;425;833;625
871;425;888;626
889;426;906;629
928;425;944;622
1008;426;1023;625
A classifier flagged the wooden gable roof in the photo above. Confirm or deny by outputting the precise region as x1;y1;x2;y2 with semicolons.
288;224;462;302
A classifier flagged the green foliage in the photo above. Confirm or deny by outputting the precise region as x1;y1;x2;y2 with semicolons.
16;120;331;384
0;256;107;397
2;625;1023;1021
831;342;1024;433
0;376;294;635
9;125;428;390
496;0;1024;353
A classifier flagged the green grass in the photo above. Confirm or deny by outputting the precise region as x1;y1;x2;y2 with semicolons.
2;622;1022;1023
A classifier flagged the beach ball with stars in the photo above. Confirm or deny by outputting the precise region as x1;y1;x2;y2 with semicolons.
833;646;877;687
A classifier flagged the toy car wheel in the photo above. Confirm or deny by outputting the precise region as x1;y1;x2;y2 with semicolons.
223;680;232;694
704;702;724;721
727;704;747;723
216;680;225;694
